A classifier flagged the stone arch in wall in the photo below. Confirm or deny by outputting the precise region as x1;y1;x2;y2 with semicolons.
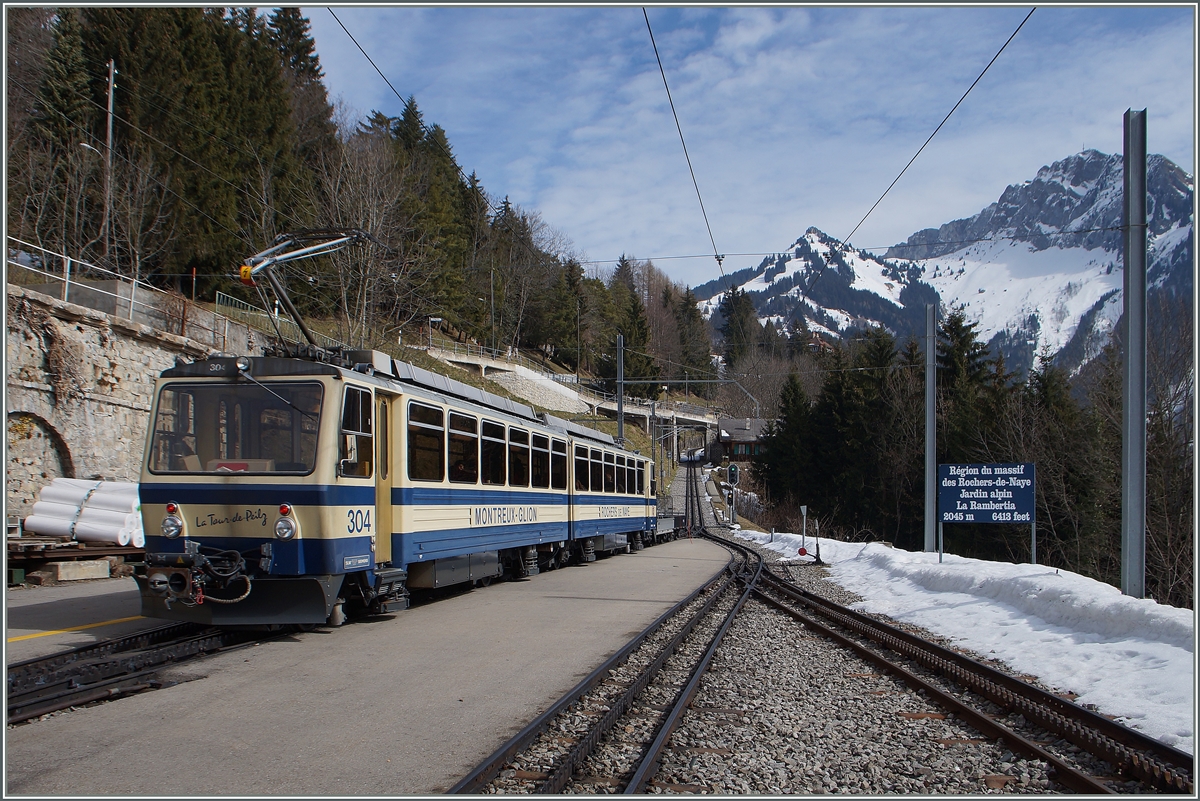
7;411;75;519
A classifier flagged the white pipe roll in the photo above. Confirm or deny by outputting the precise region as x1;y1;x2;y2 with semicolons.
29;501;84;520
37;485;94;506
47;478;106;491
74;522;132;546
21;515;77;538
130;528;146;548
76;509;138;532
81;494;141;514
91;482;140;496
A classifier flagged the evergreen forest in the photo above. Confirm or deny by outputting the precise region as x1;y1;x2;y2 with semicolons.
6;8;1192;608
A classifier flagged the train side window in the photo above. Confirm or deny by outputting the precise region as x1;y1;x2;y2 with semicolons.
590;449;603;492
603;452;616;493
550;439;567;490
481;421;506;485
626;460;636;495
574;446;589;491
509;428;530;487
531;434;550;489
339;386;373;477
637;461;645;495
407;402;444;482
449;413;479;483
616;455;627;494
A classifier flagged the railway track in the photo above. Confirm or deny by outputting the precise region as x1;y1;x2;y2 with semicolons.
6;622;280;726
743;546;1194;795
454;460;1192;794
452;460;742;794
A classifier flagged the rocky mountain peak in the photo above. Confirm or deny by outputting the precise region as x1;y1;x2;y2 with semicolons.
886;149;1192;262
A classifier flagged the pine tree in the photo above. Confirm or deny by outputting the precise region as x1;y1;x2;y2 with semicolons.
6;7;56;145
266;7;323;80
718;285;758;368
620;289;660;398
29;9;100;259
34;8;92;151
753;371;810;505
675;288;715;397
267;7;336;172
395;96;425;153
937;308;994;462
218;9;302;246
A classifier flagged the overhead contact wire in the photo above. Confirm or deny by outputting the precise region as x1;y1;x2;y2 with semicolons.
643;8;726;284
840;7;1037;249
801;7;1036;302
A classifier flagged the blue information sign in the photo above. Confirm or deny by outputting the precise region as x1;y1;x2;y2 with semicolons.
938;463;1035;524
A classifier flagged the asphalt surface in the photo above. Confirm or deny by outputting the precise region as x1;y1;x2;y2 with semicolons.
6;577;150;664
5;537;728;795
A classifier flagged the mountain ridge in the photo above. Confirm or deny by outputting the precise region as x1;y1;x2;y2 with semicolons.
695;149;1193;376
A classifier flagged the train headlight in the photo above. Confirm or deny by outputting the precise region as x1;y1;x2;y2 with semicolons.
236;356;252;374
162;515;184;538
274;516;297;540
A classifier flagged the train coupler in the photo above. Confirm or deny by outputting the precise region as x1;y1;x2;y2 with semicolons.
369;567;409;613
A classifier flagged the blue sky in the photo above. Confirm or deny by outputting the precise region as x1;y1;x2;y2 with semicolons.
306;5;1195;288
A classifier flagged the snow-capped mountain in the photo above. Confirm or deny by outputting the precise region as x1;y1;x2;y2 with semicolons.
696;150;1193;376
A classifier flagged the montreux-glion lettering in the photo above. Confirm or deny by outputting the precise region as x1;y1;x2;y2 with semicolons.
473;506;538;525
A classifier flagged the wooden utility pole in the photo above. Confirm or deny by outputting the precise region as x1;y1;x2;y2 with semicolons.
103;59;115;262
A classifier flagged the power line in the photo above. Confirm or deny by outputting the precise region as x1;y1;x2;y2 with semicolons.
326;11;492;216
643;8;726;284
801;7;1036;303
576;224;1121;269
840;8;1037;249
327;8;570;293
8;78;251;250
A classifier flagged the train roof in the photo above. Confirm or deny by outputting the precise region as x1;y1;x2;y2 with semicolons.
161;349;620;449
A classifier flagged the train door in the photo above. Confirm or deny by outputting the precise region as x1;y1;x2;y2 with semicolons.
375;394;394;564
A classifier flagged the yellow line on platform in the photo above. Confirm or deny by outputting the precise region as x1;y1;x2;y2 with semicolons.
7;615;145;642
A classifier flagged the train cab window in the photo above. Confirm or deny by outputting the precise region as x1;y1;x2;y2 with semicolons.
148;382;322;475
637;461;645;495
408;402;444;482
339;386;373;477
574;446;589;491
603;452;616;493
551;439;567;490
509;428;530;487
449;413;479;483
531;434;550;489
616;455;627;494
481;421;506;485
590;449;603;493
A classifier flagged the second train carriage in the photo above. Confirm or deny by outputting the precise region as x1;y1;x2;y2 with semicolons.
134;349;659;626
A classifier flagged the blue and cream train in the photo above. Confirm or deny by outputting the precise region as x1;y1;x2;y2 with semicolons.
134;349;664;626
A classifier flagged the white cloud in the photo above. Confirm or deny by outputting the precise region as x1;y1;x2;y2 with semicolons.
305;6;1194;288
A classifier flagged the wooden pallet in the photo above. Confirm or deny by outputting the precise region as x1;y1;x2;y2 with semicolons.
7;536;144;561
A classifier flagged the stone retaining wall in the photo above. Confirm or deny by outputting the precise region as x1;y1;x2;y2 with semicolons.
5;285;258;518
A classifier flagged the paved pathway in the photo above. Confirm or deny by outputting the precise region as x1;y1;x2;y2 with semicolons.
6;539;729;795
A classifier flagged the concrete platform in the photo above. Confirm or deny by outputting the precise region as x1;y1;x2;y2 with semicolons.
4;537;729;795
6;577;151;665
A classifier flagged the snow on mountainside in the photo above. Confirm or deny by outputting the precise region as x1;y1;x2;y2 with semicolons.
696;150;1193;376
